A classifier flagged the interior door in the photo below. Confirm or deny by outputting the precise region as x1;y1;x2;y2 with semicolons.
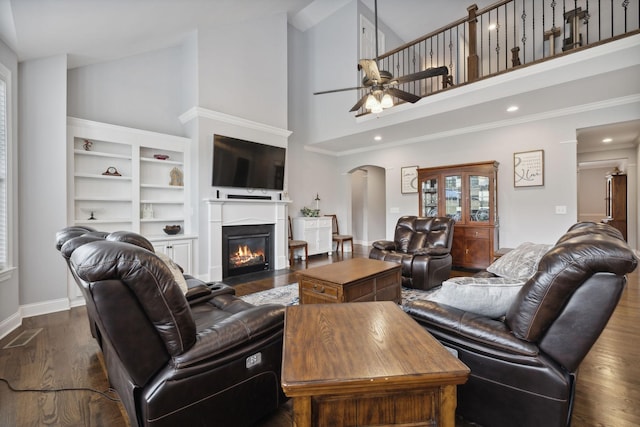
360;15;385;60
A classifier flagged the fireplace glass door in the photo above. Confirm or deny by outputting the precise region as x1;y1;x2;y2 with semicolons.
222;224;274;278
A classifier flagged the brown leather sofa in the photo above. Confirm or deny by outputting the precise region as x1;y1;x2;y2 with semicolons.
369;216;454;290
404;222;637;427
56;226;286;427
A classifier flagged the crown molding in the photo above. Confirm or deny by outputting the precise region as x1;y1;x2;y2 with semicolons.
179;107;292;138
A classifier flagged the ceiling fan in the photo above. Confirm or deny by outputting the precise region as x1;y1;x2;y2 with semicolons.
313;0;449;113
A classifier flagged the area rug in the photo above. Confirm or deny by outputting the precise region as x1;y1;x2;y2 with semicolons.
239;283;439;307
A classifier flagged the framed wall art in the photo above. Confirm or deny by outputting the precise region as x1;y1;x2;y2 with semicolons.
514;150;544;187
401;166;418;194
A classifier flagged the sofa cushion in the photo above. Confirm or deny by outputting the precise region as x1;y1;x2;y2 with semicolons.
157;252;189;294
428;276;525;318
486;242;551;280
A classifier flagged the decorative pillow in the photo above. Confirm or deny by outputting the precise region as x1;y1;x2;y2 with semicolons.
486;242;551;281
428;277;525;318
157;252;189;294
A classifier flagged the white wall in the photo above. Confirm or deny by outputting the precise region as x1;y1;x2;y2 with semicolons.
67;44;188;136
366;165;386;243
351;169;366;241
197;13;289;130
286;18;340;223
18;55;69;313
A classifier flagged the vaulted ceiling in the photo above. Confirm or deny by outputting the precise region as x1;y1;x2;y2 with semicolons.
1;0;636;154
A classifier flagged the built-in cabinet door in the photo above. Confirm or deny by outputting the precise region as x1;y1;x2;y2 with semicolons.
153;238;194;274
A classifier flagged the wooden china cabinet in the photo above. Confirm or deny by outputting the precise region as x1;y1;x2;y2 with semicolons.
418;161;499;269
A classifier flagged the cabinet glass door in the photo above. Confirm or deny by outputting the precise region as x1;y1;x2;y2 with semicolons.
469;175;490;222
444;175;462;221
421;178;438;216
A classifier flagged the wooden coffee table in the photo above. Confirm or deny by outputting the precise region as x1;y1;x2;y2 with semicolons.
281;302;470;427
297;258;401;304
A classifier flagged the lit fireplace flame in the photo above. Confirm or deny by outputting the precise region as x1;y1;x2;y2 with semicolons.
230;245;265;267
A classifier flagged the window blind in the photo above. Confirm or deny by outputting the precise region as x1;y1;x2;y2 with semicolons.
0;78;7;270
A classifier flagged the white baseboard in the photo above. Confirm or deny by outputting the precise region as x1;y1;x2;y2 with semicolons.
0;310;21;340
0;298;86;341
20;298;70;319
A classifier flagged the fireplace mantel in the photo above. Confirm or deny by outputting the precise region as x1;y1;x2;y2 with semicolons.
206;199;290;281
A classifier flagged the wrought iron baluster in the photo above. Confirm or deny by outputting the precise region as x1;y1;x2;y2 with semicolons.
449;27;454;87
504;5;508;69
496;12;501;72
622;0;630;33
522;1;528;63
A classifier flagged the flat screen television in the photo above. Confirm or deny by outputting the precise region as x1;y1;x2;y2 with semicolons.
212;134;286;191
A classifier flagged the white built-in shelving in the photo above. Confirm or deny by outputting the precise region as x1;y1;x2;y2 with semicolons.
67;117;194;243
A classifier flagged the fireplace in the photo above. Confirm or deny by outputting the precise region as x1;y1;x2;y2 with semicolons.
222;224;274;278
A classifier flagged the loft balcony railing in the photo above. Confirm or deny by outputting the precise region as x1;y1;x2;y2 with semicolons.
357;0;640;116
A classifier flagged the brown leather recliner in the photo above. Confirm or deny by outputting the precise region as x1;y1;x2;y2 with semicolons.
369;216;454;290
404;222;637;427
56;227;286;427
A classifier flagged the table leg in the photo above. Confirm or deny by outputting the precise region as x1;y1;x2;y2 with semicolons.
440;384;458;427
292;396;312;427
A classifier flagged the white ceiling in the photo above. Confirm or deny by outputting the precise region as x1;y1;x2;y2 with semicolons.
0;0;487;69
0;0;637;155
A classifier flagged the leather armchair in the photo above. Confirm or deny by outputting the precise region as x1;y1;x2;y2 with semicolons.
369;216;454;290
404;222;637;427
56;227;286;427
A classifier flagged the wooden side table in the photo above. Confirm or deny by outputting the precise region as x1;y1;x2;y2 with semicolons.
297;258;401;304
281;302;470;427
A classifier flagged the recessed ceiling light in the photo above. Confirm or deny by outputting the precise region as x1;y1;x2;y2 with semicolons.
506;105;519;112
488;24;497;31
602;138;613;143
374;135;382;141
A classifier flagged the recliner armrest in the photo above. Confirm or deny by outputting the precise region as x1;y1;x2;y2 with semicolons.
372;240;397;251
185;281;236;305
172;302;285;368
206;282;236;297
404;300;538;358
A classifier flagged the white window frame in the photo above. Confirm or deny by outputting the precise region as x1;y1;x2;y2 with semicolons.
0;61;14;282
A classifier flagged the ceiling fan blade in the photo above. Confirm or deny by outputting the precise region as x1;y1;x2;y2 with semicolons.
392;66;449;85
358;59;381;82
350;94;369;112
314;86;365;95
386;87;422;103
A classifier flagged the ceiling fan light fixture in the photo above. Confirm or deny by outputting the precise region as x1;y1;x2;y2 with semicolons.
370;103;384;114
381;93;393;109
365;94;378;110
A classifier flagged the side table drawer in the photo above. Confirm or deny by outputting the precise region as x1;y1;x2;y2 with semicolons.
300;278;339;304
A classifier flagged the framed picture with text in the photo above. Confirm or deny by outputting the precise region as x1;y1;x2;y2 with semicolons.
514;150;544;187
401;166;418;194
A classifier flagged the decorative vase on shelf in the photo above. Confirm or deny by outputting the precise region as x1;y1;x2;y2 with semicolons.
169;167;183;186
142;204;154;219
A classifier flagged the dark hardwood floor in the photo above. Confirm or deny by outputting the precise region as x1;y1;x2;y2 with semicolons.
1;244;638;426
